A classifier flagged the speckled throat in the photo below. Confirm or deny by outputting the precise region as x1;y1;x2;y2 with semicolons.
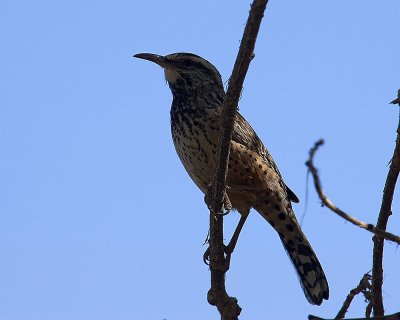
169;74;225;192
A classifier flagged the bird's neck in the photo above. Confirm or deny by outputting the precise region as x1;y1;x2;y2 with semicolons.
170;83;225;109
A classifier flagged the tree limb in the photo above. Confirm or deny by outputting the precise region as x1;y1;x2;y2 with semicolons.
205;1;269;319
334;273;372;320
372;90;400;315
305;139;400;244
308;312;400;320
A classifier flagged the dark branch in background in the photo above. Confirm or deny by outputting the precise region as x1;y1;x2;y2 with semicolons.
372;90;400;315
305;139;400;244
308;312;400;320
334;273;372;320
366;303;374;319
390;89;400;105
309;273;373;320
205;1;269;319
307;90;400;319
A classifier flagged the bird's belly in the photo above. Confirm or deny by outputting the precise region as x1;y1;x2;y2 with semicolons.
171;128;218;193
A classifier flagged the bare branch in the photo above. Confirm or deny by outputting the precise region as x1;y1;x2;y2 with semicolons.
308;312;400;320
366;303;373;319
206;1;269;319
305;139;400;244
372;90;400;315
335;274;372;320
390;89;400;105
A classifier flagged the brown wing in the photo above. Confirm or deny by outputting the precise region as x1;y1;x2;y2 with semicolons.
232;112;299;203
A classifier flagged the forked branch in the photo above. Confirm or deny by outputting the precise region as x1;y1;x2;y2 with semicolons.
307;90;400;318
335;273;372;320
308;312;400;320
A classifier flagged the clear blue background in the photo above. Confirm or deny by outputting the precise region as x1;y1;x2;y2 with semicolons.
1;1;399;319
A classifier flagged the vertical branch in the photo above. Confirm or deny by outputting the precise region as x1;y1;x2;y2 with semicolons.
372;91;400;315
206;1;269;319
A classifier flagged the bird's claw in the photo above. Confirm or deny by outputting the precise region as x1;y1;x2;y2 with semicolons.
203;247;211;265
221;192;232;215
204;184;232;215
202;244;234;265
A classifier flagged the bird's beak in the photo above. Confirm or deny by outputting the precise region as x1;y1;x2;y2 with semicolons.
133;53;173;69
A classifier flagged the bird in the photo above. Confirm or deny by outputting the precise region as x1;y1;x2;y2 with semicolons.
134;52;329;305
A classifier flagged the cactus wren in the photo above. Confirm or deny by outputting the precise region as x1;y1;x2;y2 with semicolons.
134;52;329;305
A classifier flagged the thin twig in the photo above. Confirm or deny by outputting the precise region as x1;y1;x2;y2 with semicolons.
366;303;373;319
372;90;400;315
305;139;400;244
334;274;372;320
308;312;400;320
390;89;400;105
206;1;269;319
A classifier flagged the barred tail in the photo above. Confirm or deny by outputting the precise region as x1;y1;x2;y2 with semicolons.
279;232;329;305
253;199;329;305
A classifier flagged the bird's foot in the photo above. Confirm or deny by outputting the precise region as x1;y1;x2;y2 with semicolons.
203;247;211;265
204;184;232;215
222;191;232;214
202;244;234;266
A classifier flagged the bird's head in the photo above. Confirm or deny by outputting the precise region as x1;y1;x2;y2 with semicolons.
134;52;224;96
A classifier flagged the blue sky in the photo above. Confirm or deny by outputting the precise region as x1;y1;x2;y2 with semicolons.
1;1;400;319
